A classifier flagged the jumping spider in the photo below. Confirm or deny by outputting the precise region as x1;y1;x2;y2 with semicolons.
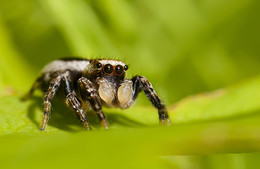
25;58;171;130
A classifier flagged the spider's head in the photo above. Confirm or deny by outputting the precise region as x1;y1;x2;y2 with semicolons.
84;59;128;81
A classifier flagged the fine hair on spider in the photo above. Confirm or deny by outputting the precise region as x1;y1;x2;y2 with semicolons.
24;57;171;131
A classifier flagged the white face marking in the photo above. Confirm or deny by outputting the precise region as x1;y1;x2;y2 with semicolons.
99;60;126;67
42;60;90;73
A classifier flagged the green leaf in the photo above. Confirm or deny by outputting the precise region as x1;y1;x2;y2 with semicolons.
171;77;260;123
0;77;260;161
1;1;260;168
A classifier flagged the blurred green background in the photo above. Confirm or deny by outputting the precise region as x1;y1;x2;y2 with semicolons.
1;0;260;102
1;0;260;168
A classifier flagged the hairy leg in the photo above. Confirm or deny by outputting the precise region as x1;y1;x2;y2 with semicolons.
78;77;109;130
63;75;91;130
131;75;171;125
41;75;63;130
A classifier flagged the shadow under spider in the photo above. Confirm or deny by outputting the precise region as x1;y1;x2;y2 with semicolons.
27;96;145;132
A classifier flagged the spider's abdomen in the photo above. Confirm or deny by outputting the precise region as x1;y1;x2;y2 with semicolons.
41;59;90;82
42;59;89;74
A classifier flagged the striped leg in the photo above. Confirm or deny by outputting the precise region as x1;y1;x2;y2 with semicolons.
65;93;91;130
78;77;109;130
41;72;91;131
132;76;171;125
63;75;91;130
40;75;63;130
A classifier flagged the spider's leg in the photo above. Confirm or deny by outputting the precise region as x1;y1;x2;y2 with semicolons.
40;75;63;130
131;75;171;125
63;74;91;130
78;77;109;130
22;76;43;100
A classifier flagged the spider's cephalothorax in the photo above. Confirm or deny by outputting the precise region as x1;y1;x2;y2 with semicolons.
25;58;171;130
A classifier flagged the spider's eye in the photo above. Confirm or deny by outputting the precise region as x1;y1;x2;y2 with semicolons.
104;64;113;74
124;65;128;71
115;65;123;74
96;62;102;68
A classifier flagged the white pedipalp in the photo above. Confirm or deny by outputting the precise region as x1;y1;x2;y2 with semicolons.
117;80;133;108
97;78;115;105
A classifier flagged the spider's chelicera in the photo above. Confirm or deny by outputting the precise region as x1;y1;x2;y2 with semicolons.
25;58;171;130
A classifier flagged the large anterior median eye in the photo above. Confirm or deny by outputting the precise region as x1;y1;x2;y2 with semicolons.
115;65;123;74
104;64;113;74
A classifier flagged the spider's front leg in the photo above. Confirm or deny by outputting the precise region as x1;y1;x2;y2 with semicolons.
41;72;91;131
132;75;171;125
77;77;109;130
63;74;91;131
40;75;63;130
